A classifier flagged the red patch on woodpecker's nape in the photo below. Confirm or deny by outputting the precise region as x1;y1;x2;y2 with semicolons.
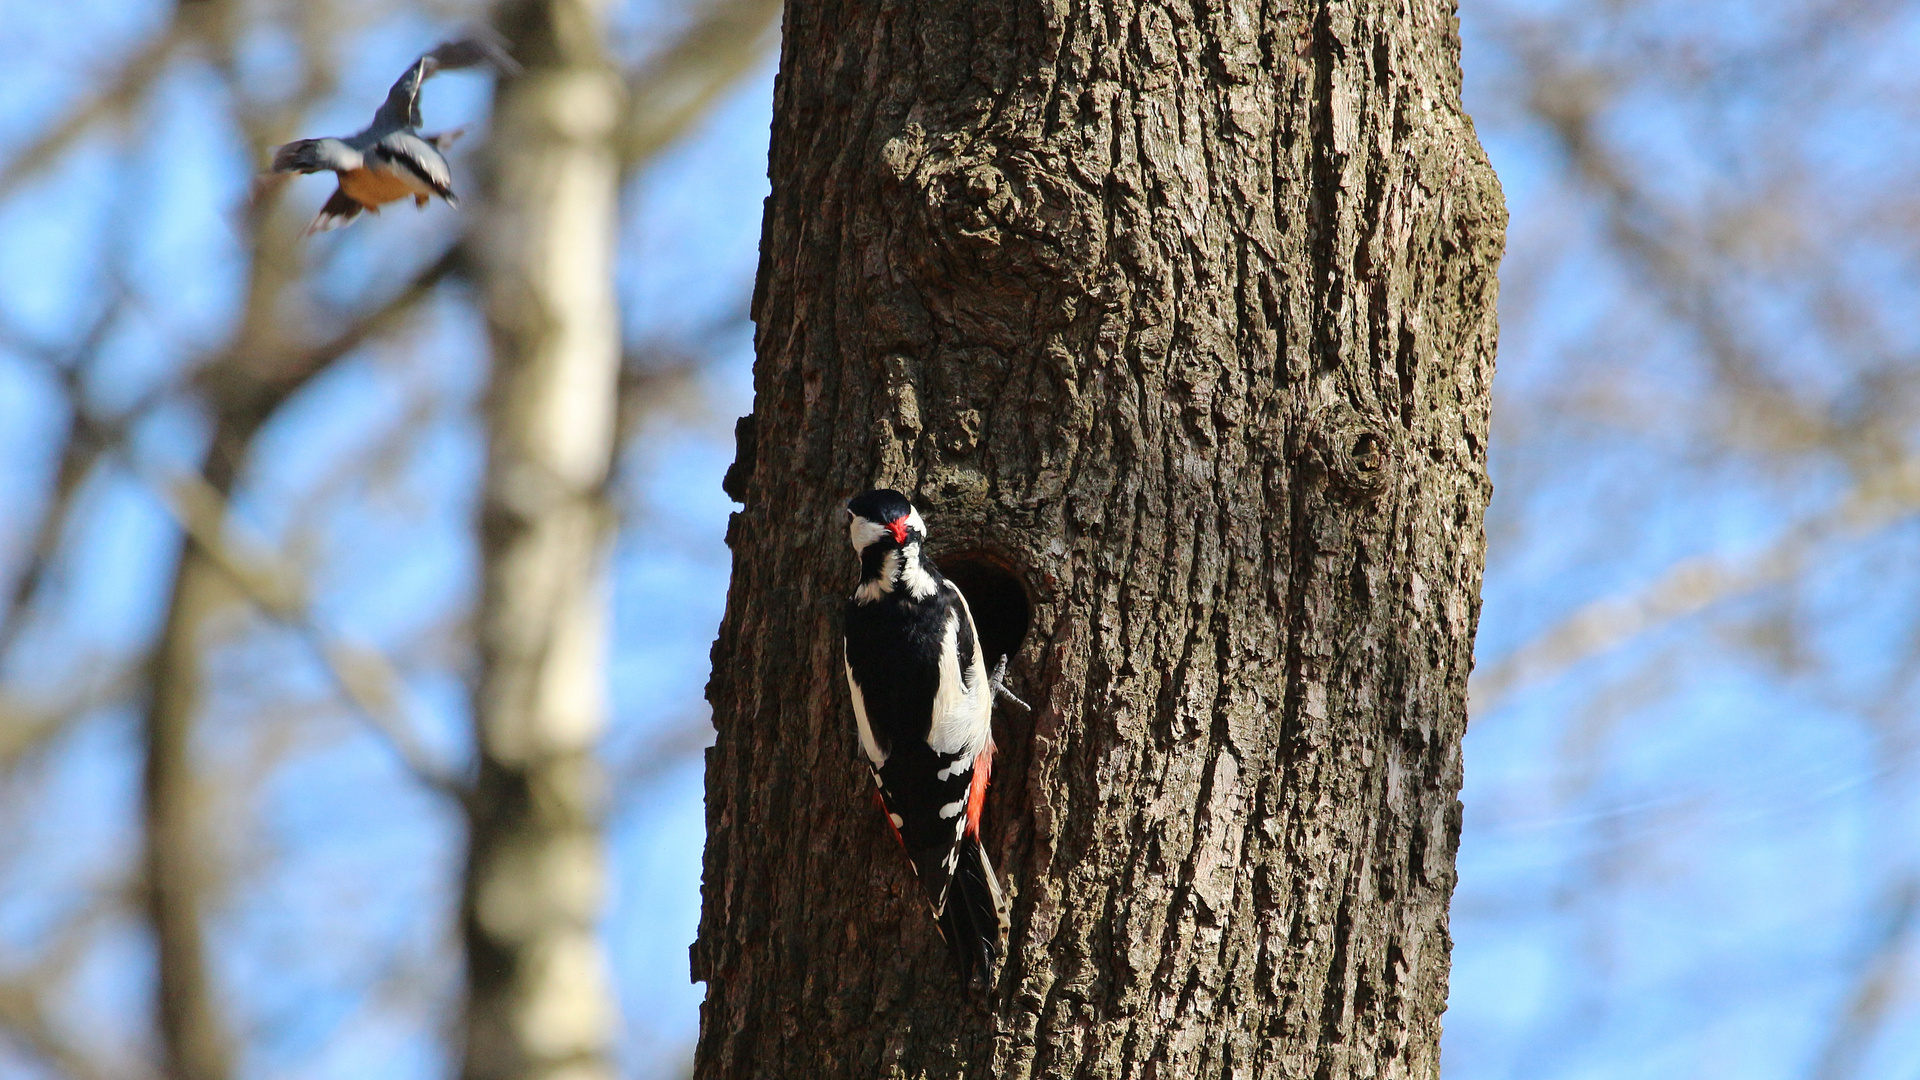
887;516;910;544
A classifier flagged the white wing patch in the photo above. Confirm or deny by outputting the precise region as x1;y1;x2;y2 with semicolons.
926;607;992;760
845;652;886;766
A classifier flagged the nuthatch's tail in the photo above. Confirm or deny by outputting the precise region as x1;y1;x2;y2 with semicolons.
306;189;364;234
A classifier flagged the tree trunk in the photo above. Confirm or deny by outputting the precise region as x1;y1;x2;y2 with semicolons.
462;3;622;1079
697;0;1503;1076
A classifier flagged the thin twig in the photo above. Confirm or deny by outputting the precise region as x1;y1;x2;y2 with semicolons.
1806;878;1919;1080
0;27;182;202
618;0;781;169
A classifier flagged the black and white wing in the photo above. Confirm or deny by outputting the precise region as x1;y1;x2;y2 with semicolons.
373;131;456;201
927;580;993;767
843;582;1005;984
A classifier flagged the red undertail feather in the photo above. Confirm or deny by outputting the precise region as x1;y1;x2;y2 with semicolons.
966;743;992;838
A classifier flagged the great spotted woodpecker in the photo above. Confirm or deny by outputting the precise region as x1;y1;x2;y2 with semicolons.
843;489;1014;986
262;36;518;234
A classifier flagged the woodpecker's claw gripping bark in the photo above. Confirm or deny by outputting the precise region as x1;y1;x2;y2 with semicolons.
990;654;1030;712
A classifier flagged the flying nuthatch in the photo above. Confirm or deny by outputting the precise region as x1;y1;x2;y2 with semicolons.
265;36;519;234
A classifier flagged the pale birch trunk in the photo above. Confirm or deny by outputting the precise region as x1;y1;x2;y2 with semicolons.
462;2;623;1079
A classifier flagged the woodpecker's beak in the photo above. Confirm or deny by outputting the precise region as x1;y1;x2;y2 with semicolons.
887;518;910;545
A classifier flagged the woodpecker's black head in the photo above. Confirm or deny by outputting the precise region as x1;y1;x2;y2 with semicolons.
846;488;926;556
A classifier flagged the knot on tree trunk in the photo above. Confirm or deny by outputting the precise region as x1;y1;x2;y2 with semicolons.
1308;400;1400;499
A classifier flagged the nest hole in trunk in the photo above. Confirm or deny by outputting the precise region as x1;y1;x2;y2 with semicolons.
938;553;1031;672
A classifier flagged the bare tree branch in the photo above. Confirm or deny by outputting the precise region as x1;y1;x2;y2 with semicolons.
133;459;472;804
1470;468;1920;713
0;966;119;1080
0;882;144;1080
0;287;143;660
132;202;457;1080
0;27;182;202
0;664;141;774
1807;879;1918;1080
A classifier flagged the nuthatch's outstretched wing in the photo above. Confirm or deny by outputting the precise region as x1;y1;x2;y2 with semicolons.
370;34;520;132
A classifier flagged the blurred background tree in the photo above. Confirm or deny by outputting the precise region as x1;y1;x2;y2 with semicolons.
0;1;1915;1079
1453;2;1920;1077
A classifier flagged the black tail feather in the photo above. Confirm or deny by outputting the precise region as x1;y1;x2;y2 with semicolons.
936;834;1008;990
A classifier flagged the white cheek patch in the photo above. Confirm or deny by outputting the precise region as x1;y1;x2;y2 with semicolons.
906;507;927;539
849;516;889;553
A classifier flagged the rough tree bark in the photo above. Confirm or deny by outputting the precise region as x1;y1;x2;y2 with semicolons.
697;0;1503;1077
462;2;622;1079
